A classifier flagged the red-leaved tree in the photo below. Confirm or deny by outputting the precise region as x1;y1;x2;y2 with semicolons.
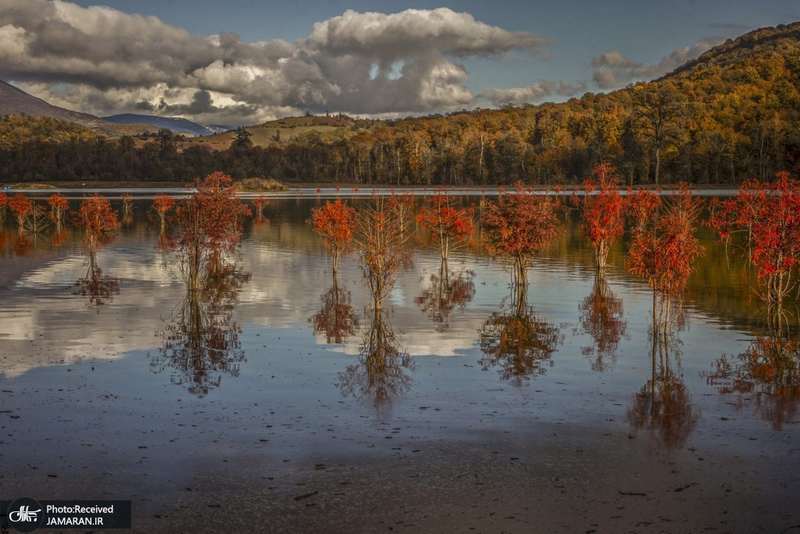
173;172;251;290
253;194;269;222
416;190;475;261
149;193;175;236
47;193;70;233
73;194;121;255
709;173;800;312
0;192;7;223
579;162;625;271
310;198;356;274
627;186;703;333
481;184;560;287
8;194;32;231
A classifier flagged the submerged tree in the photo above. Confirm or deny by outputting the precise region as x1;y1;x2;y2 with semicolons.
355;194;414;310
8;193;32;232
121;193;133;217
73;194;121;256
253;194;269;223
22;199;51;236
627;186;702;335
72;194;121;310
416;190;475;261
708;173;800;314
173;172;251;290
149;193;175;237
481;184;561;287
578;162;625;271
310;198;356;274
47;193;70;233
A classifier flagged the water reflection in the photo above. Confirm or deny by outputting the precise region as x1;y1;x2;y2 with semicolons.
337;305;414;411
576;272;627;372
310;272;359;344
415;259;476;332
151;266;251;397
705;328;800;430
627;309;697;449
74;257;120;310
478;283;563;385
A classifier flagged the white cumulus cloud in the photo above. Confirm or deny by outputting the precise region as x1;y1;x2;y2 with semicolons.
0;0;554;123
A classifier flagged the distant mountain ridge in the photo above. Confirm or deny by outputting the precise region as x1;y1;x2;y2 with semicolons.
102;113;225;137
0;79;107;128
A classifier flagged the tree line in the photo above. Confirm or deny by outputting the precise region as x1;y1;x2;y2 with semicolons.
2;24;799;186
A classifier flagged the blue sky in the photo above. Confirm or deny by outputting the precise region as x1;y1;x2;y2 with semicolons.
1;0;797;124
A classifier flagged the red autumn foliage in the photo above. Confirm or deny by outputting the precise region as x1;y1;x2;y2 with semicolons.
8;193;32;229
73;194;121;252
416;190;475;261
709;173;800;306
0;191;7;222
253;194;269;222
174;172;251;289
579;163;625;270
149;193;175;235
310;198;356;273
481;184;560;286
627;187;703;297
47;193;70;231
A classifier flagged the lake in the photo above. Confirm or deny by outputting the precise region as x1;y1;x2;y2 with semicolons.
0;192;797;533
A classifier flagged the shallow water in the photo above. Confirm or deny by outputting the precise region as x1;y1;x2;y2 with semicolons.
0;196;797;532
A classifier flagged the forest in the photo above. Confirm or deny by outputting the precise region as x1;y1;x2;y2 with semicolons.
0;22;799;186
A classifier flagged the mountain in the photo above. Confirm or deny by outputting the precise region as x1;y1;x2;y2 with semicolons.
103;113;218;137
0;79;107;128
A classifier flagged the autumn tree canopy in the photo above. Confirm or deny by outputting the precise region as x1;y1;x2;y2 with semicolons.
416;190;475;261
310;198;356;274
73;194;120;253
173;172;251;290
481;185;561;286
579;162;625;271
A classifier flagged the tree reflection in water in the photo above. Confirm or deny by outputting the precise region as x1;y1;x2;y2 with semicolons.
705;320;800;430
415;259;475;332
479;282;563;385
627;307;697;449
576;272;627;372
337;303;414;411
74;250;119;310
152;266;251;398
310;272;359;344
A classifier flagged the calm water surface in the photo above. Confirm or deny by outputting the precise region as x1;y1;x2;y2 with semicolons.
0;195;797;532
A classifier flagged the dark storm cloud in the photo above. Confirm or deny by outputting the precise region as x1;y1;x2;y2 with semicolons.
0;0;553;122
